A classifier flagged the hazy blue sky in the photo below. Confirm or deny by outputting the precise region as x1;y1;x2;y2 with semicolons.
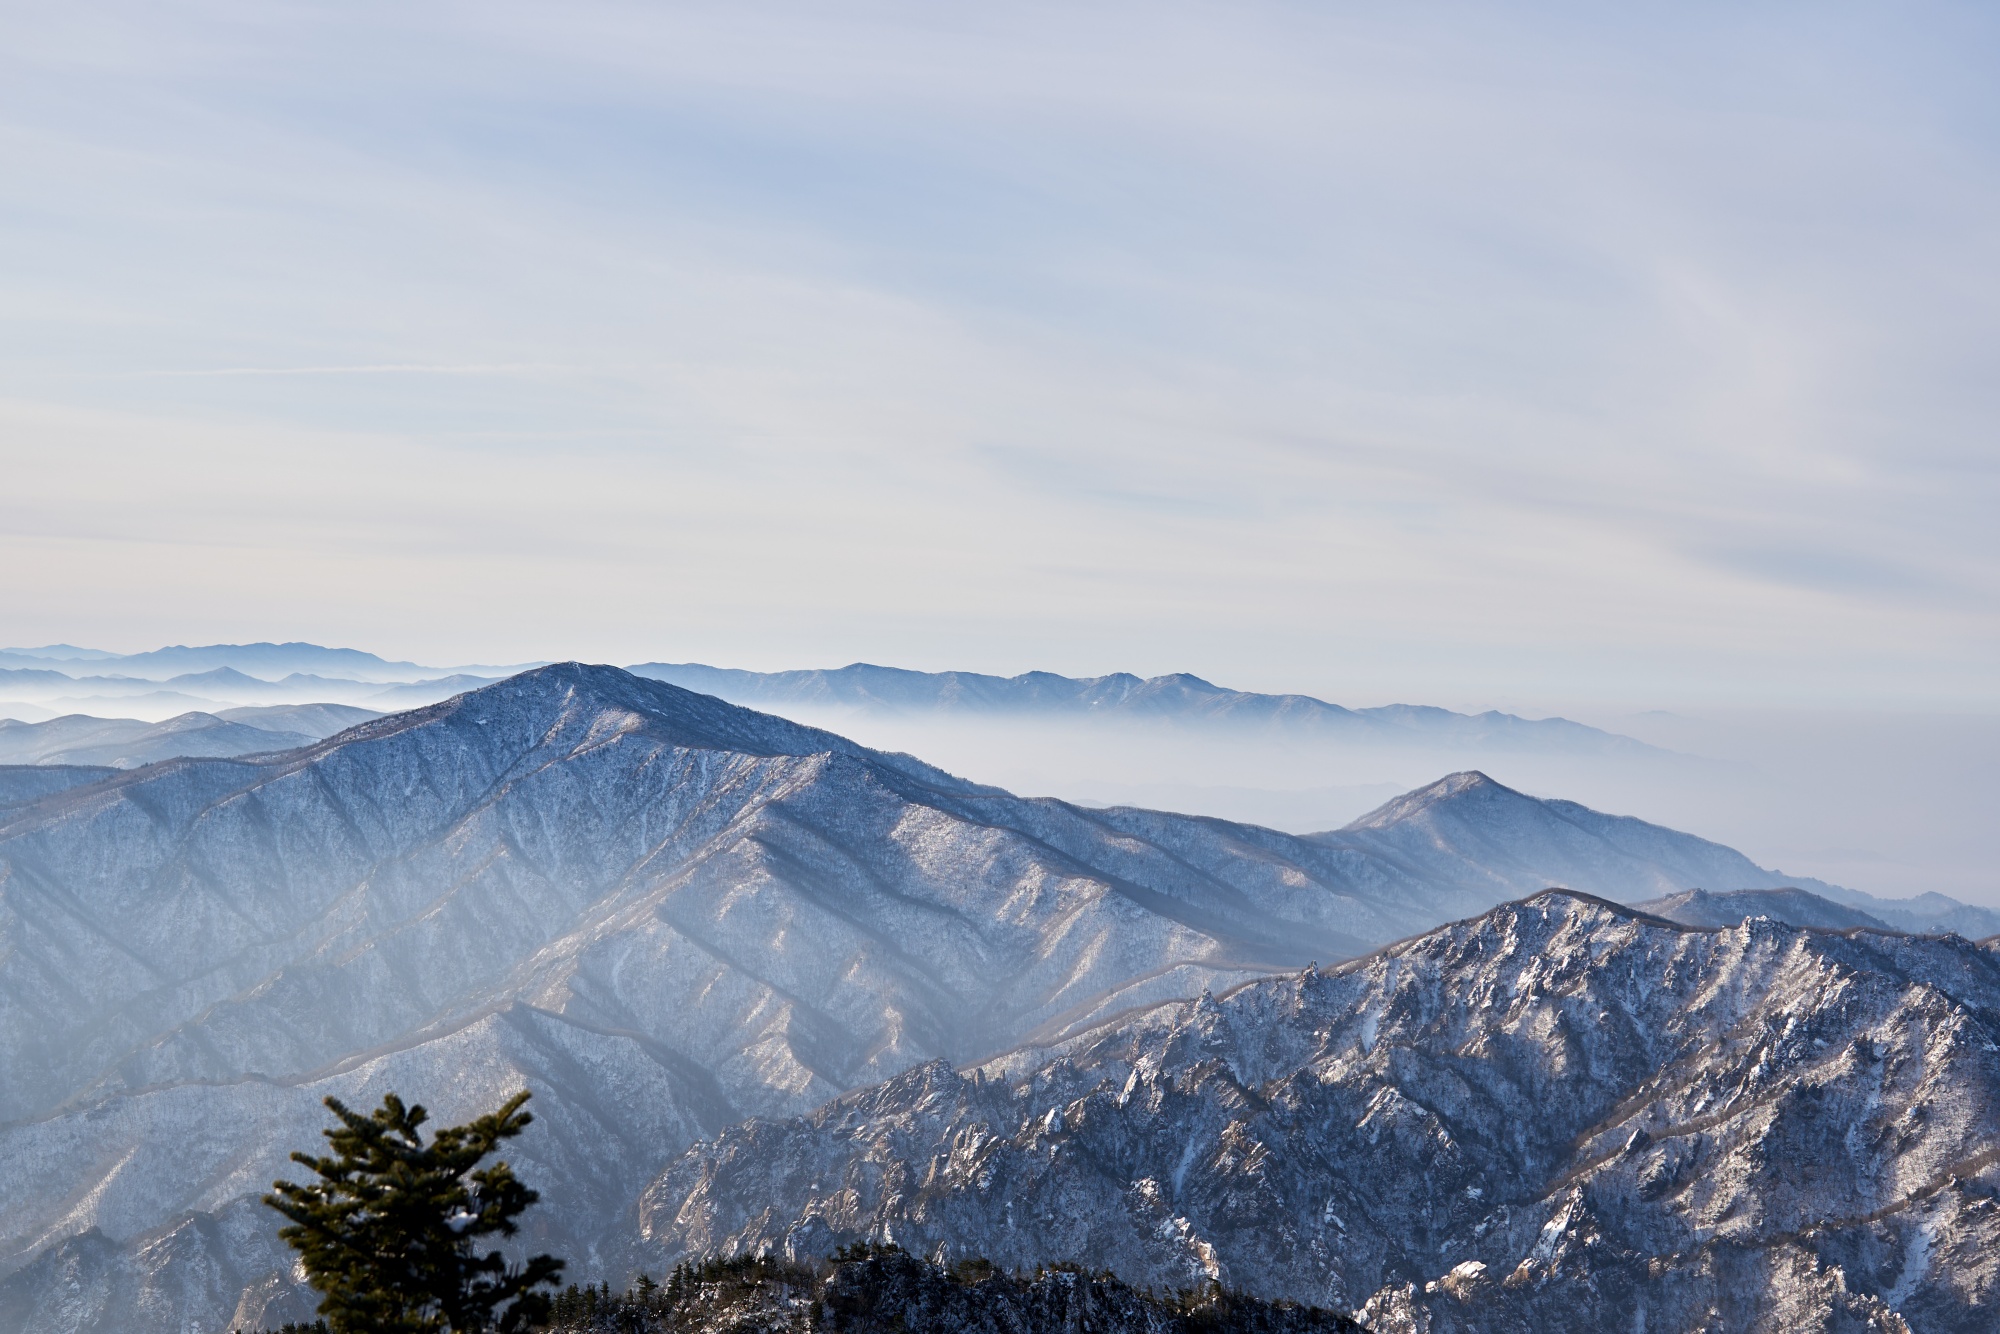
3;2;1996;707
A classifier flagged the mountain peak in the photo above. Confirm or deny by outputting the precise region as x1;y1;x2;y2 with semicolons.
1339;770;1511;829
359;661;878;763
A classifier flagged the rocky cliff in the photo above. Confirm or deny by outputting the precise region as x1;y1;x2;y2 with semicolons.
639;892;2000;1332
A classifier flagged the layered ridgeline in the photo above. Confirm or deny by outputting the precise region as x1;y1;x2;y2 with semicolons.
0;703;379;768
628;663;1648;754
0;641;1649;755
638;893;2000;1333
0;642;523;720
0;665;1983;1332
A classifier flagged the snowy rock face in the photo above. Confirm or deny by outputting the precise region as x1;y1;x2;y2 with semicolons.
639;893;2000;1333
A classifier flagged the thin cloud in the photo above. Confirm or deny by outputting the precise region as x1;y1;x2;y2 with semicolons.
0;2;1995;705
130;363;573;377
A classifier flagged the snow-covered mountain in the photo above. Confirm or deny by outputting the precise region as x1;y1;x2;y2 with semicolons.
627;663;1652;755
1321;772;2000;938
0;666;1984;1332
638;892;2000;1333
0;664;1504;1332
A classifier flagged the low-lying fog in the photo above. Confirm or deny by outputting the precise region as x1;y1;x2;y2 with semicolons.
753;707;2000;909
3;674;1992;908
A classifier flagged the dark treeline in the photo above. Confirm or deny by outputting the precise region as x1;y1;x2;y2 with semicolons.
241;1247;1361;1334
526;1247;1364;1334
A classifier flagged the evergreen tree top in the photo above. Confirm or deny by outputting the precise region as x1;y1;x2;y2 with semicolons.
265;1090;564;1334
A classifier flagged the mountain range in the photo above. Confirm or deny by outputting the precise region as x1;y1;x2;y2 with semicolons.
0;643;1651;758
0;642;506;682
627;663;1655;754
0;665;1990;1332
0;704;378;768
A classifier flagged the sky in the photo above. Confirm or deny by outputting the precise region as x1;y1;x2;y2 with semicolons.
3;1;1997;709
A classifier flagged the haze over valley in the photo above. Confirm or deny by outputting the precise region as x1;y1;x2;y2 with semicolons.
4;642;1991;908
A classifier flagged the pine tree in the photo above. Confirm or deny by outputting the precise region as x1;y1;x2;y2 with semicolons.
265;1090;565;1333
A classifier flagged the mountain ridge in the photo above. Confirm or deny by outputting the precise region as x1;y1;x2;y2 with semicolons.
627;662;1656;755
0;641;513;681
636;889;2000;1332
0;647;1654;758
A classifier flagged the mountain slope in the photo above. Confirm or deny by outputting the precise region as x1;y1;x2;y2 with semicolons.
637;891;2000;1333
1328;771;2000;937
626;663;1652;755
1321;769;1786;899
0;765;116;810
213;702;383;736
0;666;1503;1129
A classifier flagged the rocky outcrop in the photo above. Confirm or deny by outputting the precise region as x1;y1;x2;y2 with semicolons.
639;892;2000;1332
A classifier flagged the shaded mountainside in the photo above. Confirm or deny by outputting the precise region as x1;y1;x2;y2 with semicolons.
639;892;2000;1333
524;1251;1360;1334
626;663;1650;755
0;764;117;810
